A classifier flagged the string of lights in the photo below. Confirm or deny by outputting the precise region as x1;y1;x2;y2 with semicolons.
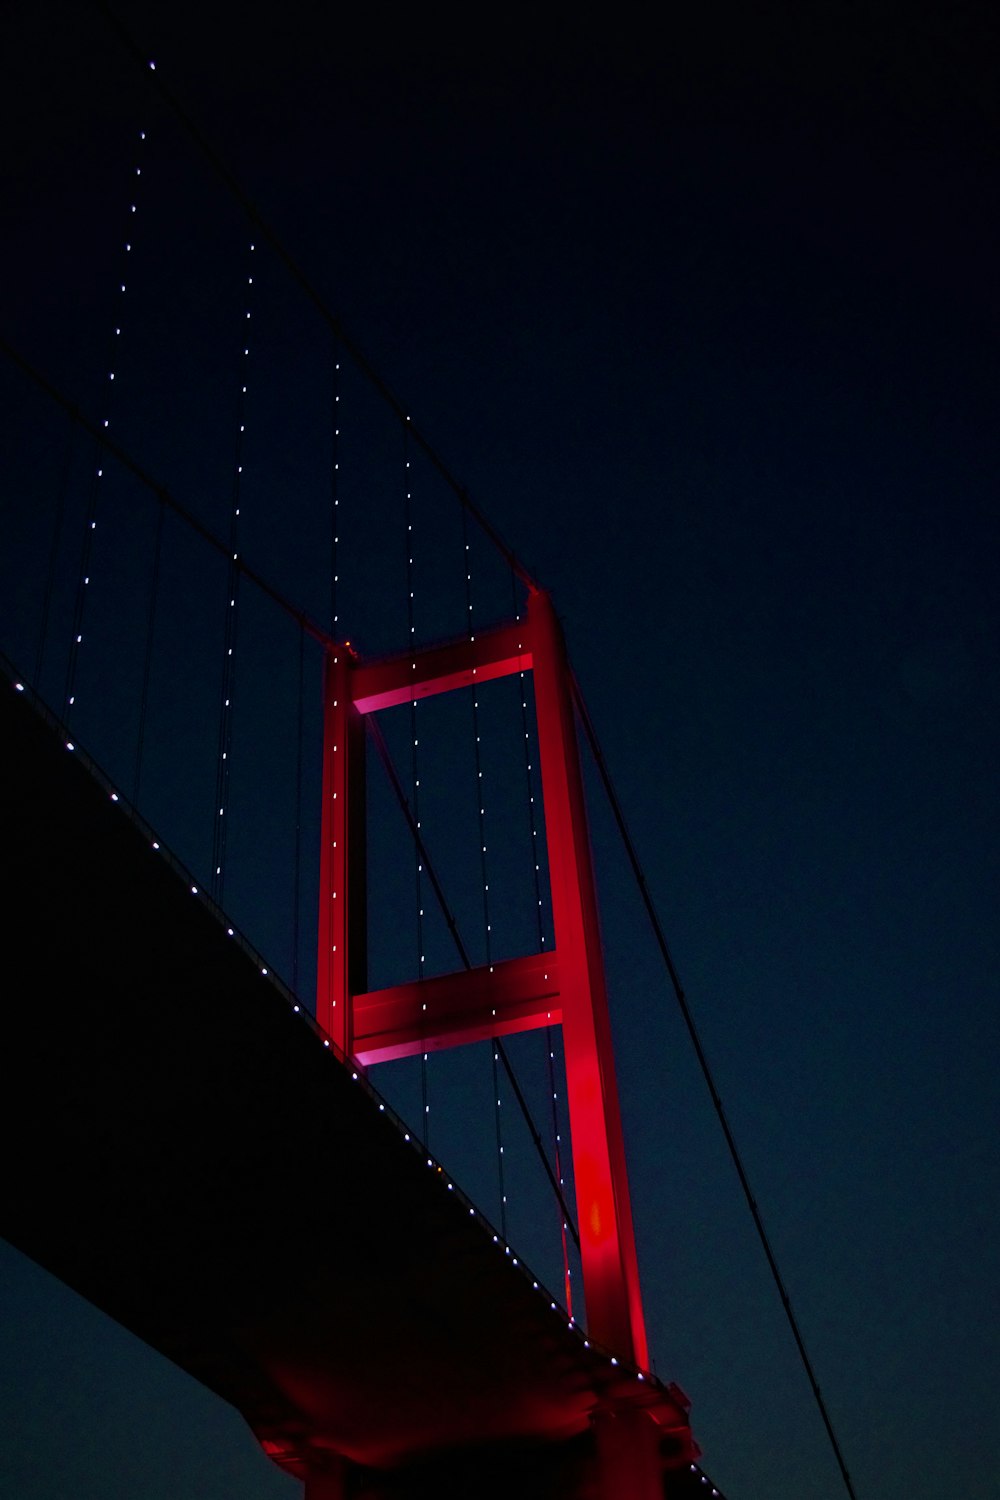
462;509;508;1237
211;239;256;905
403;421;430;1144
331;352;341;634
64;125;148;725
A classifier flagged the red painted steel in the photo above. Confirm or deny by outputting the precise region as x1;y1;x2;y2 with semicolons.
351;620;531;714
316;648;366;1053
353;952;561;1064
528;589;648;1370
316;588;648;1371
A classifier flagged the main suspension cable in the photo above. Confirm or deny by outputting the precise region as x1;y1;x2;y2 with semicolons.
403;423;430;1144
569;667;859;1500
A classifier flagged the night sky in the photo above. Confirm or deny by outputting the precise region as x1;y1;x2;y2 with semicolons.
2;3;998;1499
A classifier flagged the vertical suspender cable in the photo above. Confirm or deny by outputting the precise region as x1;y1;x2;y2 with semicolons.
292;621;305;992
96;5;539;594
35;419;77;693
65;126;148;725
212;238;255;904
132;494;164;803
330;353;340;634
403;420;429;1143
463;510;506;1237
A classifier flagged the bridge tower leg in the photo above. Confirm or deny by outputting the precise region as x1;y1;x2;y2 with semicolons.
529;588;648;1369
316;646;367;1053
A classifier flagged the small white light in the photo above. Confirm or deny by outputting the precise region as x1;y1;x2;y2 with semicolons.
110;793;118;802
261;967;268;976
14;682;24;692
191;885;198;894
66;741;75;751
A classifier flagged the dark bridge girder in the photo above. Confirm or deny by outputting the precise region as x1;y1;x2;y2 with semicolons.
0;669;718;1499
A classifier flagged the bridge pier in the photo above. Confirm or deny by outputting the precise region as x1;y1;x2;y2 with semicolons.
304;1461;347;1500
592;1407;665;1500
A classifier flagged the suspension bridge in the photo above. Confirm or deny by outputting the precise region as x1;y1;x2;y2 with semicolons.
0;13;875;1500
0;414;721;1497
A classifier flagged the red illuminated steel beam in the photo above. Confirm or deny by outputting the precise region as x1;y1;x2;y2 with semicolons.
351;620;531;714
316;591;648;1375
316;648;366;1054
528;588;648;1370
353;952;561;1065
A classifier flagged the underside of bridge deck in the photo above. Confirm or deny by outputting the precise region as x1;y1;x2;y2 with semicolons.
0;666;722;1498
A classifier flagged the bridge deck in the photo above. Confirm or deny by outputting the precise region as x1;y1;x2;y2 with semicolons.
1;669;710;1496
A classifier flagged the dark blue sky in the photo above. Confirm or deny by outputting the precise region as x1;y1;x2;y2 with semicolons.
1;3;998;1498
